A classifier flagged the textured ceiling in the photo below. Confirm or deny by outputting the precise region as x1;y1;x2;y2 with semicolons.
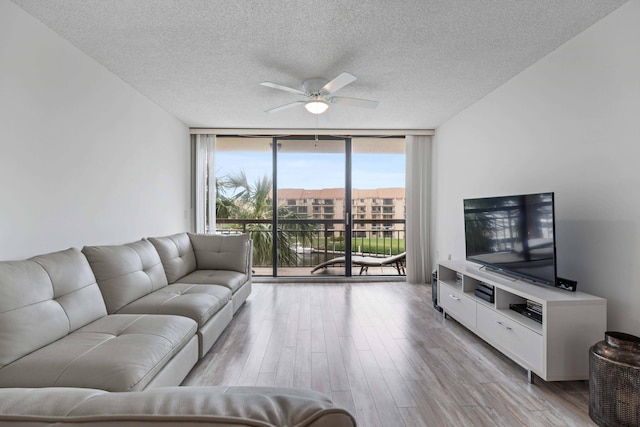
11;0;628;130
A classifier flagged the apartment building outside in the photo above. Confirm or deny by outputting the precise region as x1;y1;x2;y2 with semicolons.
277;188;405;237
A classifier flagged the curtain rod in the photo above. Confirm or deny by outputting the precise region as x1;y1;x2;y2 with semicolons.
189;128;434;136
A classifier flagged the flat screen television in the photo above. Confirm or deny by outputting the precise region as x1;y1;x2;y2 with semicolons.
464;192;557;287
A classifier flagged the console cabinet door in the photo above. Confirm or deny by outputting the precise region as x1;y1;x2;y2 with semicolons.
440;283;476;328
476;304;543;373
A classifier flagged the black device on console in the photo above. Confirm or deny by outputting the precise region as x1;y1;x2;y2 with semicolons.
509;303;543;324
474;282;495;303
556;277;577;292
474;288;494;303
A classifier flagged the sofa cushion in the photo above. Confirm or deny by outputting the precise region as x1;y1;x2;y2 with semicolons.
176;270;249;293
83;240;168;313
117;283;231;326
188;233;250;274
0;314;197;392
0;386;357;426
0;248;107;369
148;233;197;284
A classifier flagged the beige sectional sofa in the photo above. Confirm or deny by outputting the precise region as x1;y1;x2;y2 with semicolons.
0;232;356;426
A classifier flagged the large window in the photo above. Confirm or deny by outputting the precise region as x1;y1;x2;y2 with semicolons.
211;135;405;277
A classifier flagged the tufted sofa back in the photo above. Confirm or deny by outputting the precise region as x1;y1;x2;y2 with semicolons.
0;248;107;368
82;240;168;313
147;233;197;284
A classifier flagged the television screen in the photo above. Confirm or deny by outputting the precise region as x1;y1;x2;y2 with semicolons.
464;192;556;286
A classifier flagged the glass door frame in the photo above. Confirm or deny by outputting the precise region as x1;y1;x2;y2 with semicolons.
271;135;353;277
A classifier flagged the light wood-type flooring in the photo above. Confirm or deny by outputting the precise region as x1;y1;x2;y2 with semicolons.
183;281;595;426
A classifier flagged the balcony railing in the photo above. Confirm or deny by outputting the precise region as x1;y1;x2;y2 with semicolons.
216;218;406;275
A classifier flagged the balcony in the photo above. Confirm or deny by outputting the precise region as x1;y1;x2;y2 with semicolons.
216;218;406;276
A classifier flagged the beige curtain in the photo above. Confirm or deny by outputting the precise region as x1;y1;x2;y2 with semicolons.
195;134;216;233
405;135;431;284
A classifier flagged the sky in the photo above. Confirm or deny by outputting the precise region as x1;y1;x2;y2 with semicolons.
216;152;405;190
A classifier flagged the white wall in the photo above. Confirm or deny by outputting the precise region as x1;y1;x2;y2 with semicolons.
431;0;640;334
0;1;192;260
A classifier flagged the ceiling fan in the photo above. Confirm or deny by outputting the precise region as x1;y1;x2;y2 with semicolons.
260;72;379;114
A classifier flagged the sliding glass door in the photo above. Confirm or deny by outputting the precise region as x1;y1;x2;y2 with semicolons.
275;136;351;277
351;138;406;275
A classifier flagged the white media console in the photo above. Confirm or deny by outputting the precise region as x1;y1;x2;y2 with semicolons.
437;260;606;383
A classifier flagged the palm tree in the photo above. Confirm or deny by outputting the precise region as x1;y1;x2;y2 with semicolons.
216;171;314;266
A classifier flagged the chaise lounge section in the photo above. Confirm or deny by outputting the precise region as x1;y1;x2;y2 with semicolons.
0;248;198;392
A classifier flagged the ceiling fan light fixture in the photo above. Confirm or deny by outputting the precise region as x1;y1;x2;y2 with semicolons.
304;100;329;114
263;73;377;115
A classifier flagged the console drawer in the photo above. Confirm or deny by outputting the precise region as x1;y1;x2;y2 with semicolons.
476;304;543;372
440;283;476;328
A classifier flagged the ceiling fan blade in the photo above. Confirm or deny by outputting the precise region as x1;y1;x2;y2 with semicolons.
330;96;379;109
265;101;305;113
260;81;306;95
322;72;357;94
